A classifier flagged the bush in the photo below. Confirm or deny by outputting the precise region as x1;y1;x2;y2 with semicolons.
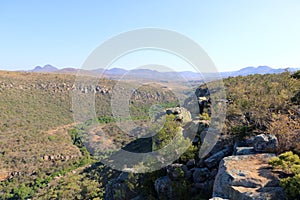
13;183;34;200
199;113;210;120
230;125;254;140
292;70;300;79
269;151;300;199
48;135;55;141
269;151;300;174
179;144;198;163
280;174;300;200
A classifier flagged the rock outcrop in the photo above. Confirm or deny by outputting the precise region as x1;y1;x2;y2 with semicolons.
204;146;232;168
234;147;256;155
166;164;187;181
0;171;10;181
154;176;174;200
213;153;287;200
166;107;192;123
105;173;139;200
253;134;278;153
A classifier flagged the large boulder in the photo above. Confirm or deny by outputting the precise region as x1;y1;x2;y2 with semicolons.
193;167;210;183
186;159;196;169
204;146;232;168
182;120;202;142
253;134;278;153
213;154;287;200
183;95;200;118
194;179;215;197
154;176;175;200
105;173;139;200
166;164;185;181
166;107;192;123
234;147;256;155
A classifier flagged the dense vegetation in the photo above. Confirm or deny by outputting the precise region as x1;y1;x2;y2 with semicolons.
223;72;300;153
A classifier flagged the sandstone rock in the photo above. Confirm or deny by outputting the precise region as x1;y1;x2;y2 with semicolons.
166;164;185;181
209;168;218;178
183;95;200;118
105;173;138;200
181;164;192;180
194;179;215;197
185;170;193;180
235;147;256;155
130;195;144;200
188;120;205;134
194;178;214;189
200;130;208;144
193;167;210;183
202;135;230;157
43;155;49;161
192;137;200;145
199;120;210;127
245;136;255;146
0;171;10;181
197;158;205;168
154;176;175;200
182;121;201;142
253;134;278;153
166;107;192;123
204;147;232;168
213;154;287;200
186;159;196;168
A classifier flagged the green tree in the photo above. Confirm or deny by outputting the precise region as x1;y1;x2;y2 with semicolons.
13;183;34;200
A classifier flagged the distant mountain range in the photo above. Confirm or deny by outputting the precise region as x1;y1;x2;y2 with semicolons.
221;65;299;77
30;64;58;73
29;65;300;81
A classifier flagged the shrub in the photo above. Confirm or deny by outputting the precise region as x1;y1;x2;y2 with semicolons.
230;125;254;140
291;70;300;79
269;151;300;199
179;144;198;163
13;183;34;200
269;151;300;174
280;174;300;200
48;135;55;141
199;113;210;120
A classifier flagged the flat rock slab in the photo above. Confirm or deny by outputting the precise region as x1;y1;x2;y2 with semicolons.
213;153;287;200
235;147;256;155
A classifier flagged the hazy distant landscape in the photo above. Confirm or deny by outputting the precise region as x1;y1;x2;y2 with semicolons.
27;64;300;79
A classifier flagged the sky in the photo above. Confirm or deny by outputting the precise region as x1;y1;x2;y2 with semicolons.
0;0;300;72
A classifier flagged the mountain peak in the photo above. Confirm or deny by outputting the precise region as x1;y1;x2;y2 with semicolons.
32;65;58;73
257;65;272;70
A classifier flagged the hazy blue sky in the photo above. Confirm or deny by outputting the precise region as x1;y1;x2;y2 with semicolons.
0;1;300;72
